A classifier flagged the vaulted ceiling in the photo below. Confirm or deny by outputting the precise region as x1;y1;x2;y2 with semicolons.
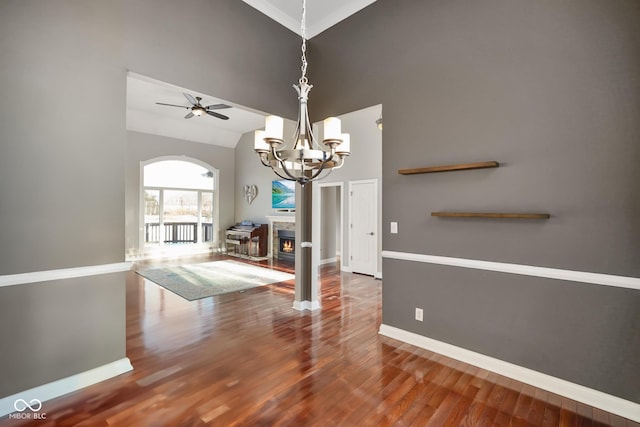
126;1;377;146
126;73;268;148
242;0;377;38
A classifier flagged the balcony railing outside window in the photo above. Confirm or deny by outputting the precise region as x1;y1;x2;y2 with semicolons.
144;222;214;244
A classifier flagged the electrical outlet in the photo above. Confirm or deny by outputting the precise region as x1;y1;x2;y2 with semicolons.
415;307;423;322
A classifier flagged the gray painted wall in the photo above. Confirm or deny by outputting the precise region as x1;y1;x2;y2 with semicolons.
0;273;126;397
382;260;640;401
312;0;640;402
0;0;298;398
0;0;126;274
125;131;236;256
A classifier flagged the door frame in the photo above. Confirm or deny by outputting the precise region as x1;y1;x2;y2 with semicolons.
348;178;379;276
317;181;344;267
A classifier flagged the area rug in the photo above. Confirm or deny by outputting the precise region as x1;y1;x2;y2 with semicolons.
137;260;294;301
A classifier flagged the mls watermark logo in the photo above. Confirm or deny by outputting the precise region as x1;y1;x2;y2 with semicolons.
9;398;47;420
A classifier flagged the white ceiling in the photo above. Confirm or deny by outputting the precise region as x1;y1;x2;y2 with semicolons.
242;0;376;38
126;73;267;148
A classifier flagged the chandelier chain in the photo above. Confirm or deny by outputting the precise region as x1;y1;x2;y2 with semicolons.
299;0;308;84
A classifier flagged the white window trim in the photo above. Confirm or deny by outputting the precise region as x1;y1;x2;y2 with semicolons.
139;156;220;259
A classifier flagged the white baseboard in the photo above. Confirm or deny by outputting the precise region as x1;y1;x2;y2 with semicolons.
341;266;352;273
320;257;338;265
0;358;133;417
379;324;640;422
292;300;321;311
374;271;383;280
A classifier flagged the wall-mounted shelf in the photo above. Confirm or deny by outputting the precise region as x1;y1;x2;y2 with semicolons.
432;212;550;219
399;161;548;220
398;161;499;175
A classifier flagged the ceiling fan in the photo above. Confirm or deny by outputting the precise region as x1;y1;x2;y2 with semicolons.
156;93;231;120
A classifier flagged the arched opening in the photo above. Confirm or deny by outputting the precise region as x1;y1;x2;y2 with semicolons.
141;158;219;258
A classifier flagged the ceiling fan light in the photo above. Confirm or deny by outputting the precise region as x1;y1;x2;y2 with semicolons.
193;108;204;116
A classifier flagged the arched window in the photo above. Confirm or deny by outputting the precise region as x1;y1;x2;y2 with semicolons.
142;159;218;252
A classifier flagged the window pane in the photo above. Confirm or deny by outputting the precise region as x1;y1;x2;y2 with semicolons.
144;190;160;243
164;190;198;243
144;160;214;190
200;192;213;242
164;190;198;221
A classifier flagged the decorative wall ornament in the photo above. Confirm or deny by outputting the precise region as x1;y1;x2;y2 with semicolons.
243;185;258;205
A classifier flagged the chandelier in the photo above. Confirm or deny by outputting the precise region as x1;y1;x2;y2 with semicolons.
254;0;350;185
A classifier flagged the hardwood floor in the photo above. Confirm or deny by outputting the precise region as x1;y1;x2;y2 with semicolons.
1;254;637;426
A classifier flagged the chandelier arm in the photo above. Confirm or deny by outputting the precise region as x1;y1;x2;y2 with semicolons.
270;166;298;182
270;145;290;166
304;118;319;150
292;96;303;144
306;157;331;180
322;148;336;166
280;161;304;182
274;147;306;182
330;156;345;170
306;168;325;181
259;154;272;168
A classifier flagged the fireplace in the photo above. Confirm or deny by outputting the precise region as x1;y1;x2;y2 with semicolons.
277;229;295;262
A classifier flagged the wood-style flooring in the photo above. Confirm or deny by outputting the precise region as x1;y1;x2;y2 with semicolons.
1;254;637;426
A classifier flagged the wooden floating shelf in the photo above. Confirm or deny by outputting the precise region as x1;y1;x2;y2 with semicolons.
431;212;551;219
398;161;499;175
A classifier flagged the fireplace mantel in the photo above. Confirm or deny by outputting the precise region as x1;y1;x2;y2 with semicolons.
266;215;295;223
266;216;295;259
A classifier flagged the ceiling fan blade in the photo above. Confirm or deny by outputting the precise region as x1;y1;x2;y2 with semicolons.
184;93;197;105
185;111;194;119
206;110;229;120
156;102;189;109
205;103;232;110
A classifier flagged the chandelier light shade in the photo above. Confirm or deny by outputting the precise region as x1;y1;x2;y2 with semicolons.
254;0;350;185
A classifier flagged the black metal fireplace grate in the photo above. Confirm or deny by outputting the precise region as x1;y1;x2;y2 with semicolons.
277;229;295;262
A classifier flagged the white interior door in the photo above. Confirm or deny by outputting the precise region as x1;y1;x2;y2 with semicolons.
349;179;377;276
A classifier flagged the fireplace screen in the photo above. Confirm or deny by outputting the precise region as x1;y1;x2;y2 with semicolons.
277;230;295;262
280;238;294;254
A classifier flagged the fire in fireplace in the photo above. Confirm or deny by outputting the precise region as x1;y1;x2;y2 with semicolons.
281;239;294;253
277;229;295;262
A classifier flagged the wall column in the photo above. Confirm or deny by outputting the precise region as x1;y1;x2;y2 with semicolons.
293;180;320;310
